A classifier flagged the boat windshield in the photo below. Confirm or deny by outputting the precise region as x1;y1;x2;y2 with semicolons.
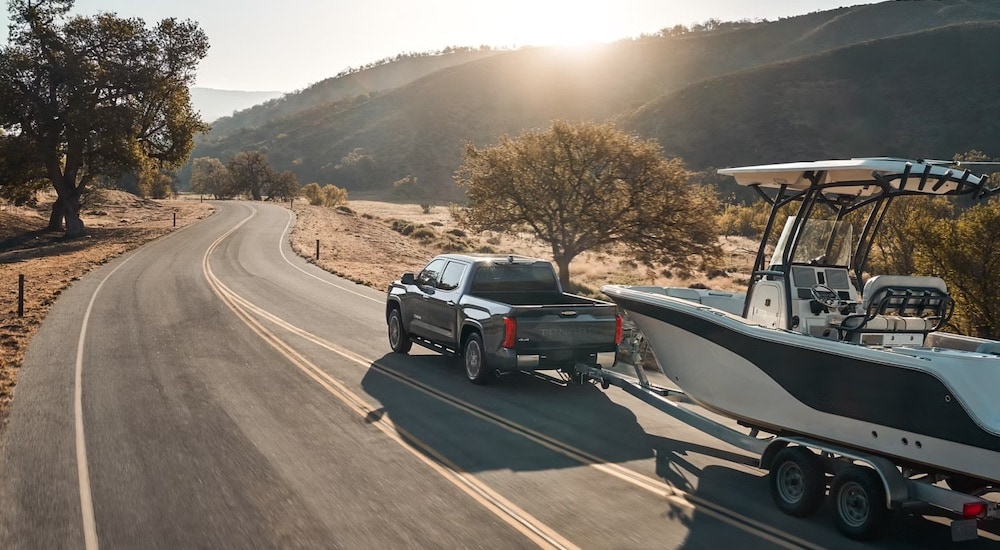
769;216;852;268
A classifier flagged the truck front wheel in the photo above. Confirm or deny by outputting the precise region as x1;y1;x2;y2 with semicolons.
463;333;494;385
388;308;412;354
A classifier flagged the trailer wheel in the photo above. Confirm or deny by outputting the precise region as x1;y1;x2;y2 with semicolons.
831;466;889;540
387;309;411;354
769;446;825;517
463;333;494;385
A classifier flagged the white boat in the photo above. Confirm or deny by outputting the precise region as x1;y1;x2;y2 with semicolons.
602;158;1000;490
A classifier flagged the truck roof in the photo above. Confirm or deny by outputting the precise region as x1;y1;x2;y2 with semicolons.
436;253;548;265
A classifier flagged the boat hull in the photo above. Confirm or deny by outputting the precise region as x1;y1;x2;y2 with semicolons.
605;285;1000;485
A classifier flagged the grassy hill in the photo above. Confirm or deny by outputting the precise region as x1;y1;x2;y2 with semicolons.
190;0;1000;200
626;22;1000;169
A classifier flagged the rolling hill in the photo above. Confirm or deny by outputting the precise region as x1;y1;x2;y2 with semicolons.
189;0;1000;200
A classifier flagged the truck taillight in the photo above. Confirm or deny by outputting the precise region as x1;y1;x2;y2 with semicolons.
503;317;517;348
615;314;623;345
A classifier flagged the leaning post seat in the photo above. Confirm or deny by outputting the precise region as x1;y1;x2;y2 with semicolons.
838;275;953;345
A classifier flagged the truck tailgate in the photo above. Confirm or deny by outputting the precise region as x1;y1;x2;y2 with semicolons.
509;304;618;354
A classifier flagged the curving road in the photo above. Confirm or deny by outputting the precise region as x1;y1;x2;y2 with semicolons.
1;202;997;549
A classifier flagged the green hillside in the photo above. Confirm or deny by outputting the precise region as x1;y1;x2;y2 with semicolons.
190;0;1000;199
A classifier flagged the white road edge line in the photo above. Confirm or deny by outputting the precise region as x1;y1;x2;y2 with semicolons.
277;208;381;303
75;255;137;550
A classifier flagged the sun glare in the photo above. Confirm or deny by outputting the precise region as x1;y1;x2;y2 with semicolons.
499;1;619;49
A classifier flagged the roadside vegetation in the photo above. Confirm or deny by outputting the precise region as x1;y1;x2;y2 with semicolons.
455;120;720;288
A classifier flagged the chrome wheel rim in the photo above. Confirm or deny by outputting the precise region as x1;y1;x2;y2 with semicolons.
465;340;482;378
388;315;401;348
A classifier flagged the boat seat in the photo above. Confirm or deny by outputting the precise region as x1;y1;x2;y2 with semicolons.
837;275;953;343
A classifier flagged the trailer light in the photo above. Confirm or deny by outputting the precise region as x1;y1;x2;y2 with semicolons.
614;314;623;345
503;317;517;348
963;502;986;518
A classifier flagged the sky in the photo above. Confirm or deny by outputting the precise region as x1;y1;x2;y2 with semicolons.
1;0;882;92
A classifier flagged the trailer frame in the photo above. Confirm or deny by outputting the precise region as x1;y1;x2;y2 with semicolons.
573;361;999;542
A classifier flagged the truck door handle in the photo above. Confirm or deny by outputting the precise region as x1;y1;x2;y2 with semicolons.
446;301;456;306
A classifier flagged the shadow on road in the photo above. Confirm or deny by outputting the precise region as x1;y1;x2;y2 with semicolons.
362;352;654;472
362;352;1000;549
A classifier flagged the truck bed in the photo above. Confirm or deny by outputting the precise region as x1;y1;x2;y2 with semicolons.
468;291;600;306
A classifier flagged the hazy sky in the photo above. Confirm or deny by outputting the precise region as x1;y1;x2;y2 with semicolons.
1;1;881;92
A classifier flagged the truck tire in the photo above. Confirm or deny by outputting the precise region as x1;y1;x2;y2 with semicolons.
769;446;825;517
463;333;494;385
831;465;889;540
387;308;412;354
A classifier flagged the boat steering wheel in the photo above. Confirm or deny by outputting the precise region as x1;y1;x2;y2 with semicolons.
810;284;842;310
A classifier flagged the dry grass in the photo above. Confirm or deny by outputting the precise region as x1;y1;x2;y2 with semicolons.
292;200;751;295
0;192;214;426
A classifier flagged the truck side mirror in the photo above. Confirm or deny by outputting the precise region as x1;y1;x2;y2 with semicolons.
401;272;416;285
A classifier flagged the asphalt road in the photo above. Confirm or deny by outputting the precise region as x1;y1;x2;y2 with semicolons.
1;202;997;549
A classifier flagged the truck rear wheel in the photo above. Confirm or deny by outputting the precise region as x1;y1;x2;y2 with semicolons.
463;333;494;385
388;308;411;354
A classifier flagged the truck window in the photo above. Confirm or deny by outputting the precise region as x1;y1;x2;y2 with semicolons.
417;259;447;287
470;263;559;293
438;261;467;291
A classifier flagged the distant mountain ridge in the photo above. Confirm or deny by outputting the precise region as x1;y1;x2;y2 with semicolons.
189;0;1000;199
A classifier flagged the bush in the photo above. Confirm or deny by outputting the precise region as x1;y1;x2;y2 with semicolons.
390;220;415;235
411;227;437;240
705;268;727;280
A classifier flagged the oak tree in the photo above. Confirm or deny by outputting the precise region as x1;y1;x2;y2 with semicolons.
227;151;270;201
0;0;209;236
455;120;720;287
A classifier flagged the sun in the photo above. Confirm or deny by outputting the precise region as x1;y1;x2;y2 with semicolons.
503;1;619;48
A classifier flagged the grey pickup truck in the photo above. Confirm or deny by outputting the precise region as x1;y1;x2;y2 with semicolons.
386;254;621;384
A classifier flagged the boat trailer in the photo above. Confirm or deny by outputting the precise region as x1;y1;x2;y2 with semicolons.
572;359;1000;542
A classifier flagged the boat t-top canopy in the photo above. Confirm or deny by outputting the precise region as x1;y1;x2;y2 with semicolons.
719;158;993;203
716;158;996;322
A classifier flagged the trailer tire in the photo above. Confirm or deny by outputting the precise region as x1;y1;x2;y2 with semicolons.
463;333;494;385
769;446;825;517
831;466;888;540
387;308;411;354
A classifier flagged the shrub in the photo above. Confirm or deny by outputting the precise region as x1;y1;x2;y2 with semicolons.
411;227;437;240
705;268;727;280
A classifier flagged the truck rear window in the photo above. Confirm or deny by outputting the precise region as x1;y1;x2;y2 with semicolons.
470;263;559;293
